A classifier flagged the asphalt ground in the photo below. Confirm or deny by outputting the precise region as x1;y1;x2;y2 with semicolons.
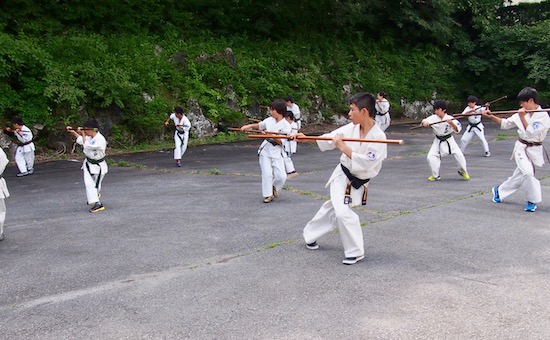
1;120;549;339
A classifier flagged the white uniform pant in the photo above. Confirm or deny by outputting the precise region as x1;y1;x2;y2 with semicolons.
303;174;364;258
173;132;189;160
375;114;391;132
0;199;5;236
259;154;286;197
84;167;105;205
427;137;467;177
283;152;295;174
498;151;541;203
15;147;34;173
461;126;489;153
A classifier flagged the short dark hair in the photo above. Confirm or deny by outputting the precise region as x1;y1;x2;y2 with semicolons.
270;99;287;116
433;100;447;111
349;92;376;118
286;110;294;120
174;106;184;114
83;118;99;129
285;96;295;103
517;87;538;104
466;95;478;103
378;91;387;98
12;117;24;125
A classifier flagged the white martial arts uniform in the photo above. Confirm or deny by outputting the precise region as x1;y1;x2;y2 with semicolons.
496;107;549;203
257;117;291;198
375;99;391;131
0;148;10;239
169;113;191;160
460;105;490;154
303;123;387;258
283;120;298;174
77;133;108;205
13;125;35;174
423;114;468;178
287;103;302;130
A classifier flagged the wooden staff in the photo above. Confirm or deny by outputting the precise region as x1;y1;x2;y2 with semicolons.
410;95;509;130
484;108;550;115
228;128;286;135
247;134;404;145
410;120;454;130
62;127;98;131
454;95;508;118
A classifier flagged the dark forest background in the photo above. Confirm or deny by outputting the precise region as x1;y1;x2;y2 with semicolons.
1;0;549;147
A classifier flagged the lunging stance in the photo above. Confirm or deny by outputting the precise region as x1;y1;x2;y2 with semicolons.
484;87;549;212
297;92;388;265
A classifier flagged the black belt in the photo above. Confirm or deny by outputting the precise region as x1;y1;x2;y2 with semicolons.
436;134;452;154
376;112;389;116
86;157;105;165
341;164;369;205
85;158;104;189
17;141;33;146
467;122;481;133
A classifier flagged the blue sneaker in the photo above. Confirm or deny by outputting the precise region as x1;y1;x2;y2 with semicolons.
524;201;537;212
492;186;501;203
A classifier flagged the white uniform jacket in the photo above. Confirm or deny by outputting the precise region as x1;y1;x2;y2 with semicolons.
77;133;109;175
258;117;291;158
501;107;550;167
463;106;485;131
14;125;35;153
318;123;387;207
0;148;10;199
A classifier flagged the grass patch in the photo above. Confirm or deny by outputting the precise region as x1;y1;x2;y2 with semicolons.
107;159;146;169
207;168;223;175
495;132;515;141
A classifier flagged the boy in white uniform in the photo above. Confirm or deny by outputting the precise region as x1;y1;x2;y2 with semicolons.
164;106;191;167
298;92;387;265
0;147;10;241
422;100;470;181
67;118;108;213
5;118;35;177
241;99;291;203
484;87;549;212
460;95;490;157
375;91;391;131
283;110;298;177
285;96;302;130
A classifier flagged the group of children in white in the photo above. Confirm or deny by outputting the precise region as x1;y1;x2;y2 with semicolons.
0;87;547;266
238;87;548;265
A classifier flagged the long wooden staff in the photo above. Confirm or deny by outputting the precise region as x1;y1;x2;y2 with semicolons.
410;95;509;130
247;134;404;145
228;128;286;135
454;95;508;118
485;108;550;115
410;120;454;130
62;127;98;131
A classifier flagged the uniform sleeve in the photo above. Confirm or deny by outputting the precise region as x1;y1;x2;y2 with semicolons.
452;118;462;133
76;135;84;146
526;113;550;135
0;149;8;175
500;114;521;130
316;124;351;152
183;117;191;132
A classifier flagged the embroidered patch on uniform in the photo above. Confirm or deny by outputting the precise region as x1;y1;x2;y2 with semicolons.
367;151;377;160
532;122;540;130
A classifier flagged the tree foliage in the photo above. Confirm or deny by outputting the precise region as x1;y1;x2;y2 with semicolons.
0;0;548;146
